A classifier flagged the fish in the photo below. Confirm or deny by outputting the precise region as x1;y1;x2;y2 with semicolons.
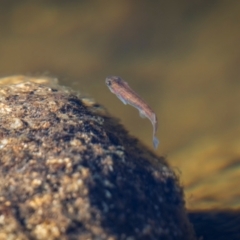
105;76;159;149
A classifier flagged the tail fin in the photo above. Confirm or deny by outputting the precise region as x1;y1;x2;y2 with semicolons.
153;136;159;149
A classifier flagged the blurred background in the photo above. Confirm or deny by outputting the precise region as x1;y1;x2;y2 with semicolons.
0;0;239;210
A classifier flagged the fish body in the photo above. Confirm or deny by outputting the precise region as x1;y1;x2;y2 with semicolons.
105;76;159;149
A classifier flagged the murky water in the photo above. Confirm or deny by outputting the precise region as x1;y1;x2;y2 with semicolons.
0;1;239;210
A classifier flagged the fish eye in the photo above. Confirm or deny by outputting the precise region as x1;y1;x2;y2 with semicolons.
106;79;112;86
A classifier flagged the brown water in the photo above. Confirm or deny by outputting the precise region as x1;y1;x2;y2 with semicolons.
0;0;239;210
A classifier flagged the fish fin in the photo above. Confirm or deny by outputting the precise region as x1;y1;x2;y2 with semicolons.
139;110;146;118
117;94;127;105
153;137;159;149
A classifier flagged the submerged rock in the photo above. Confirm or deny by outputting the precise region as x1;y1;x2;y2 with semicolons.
0;76;196;240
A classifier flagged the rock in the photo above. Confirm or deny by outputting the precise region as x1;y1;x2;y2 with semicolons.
0;75;196;240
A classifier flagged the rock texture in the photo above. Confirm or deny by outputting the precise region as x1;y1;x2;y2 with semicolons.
0;76;196;240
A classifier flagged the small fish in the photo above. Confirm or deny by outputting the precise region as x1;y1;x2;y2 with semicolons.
105;76;159;149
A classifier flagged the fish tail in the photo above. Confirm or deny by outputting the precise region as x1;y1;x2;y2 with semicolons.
151;113;159;149
153;136;159;149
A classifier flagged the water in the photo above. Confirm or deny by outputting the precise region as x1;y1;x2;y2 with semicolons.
0;0;240;210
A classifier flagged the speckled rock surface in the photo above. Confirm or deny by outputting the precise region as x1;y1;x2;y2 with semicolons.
0;76;196;240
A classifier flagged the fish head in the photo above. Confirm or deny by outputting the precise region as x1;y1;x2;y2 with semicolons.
105;76;121;85
105;76;122;93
